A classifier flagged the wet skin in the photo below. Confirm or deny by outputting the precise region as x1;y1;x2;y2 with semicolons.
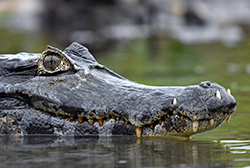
0;42;237;137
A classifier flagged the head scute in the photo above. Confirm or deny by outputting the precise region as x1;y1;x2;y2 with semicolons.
64;42;97;62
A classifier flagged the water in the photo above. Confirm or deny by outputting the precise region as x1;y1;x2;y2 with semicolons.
0;136;249;168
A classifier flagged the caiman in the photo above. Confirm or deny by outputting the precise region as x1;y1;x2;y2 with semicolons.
0;42;237;138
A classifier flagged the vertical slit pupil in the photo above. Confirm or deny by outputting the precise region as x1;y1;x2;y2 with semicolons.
50;56;53;66
43;55;62;71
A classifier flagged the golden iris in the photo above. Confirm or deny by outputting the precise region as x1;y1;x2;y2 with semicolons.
43;55;62;71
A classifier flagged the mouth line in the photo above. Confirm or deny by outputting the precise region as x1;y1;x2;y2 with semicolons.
0;96;233;137
45;107;231;136
1;96;234;124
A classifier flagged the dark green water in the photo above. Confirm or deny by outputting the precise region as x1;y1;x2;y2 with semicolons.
1;36;250;167
0;136;249;168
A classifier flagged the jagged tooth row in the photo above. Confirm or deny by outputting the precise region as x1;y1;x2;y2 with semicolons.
62;112;228;137
60;94;233;137
62;115;127;126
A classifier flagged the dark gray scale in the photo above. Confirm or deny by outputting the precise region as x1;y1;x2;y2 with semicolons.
43;55;62;71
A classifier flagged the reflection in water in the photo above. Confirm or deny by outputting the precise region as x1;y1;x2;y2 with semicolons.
0;136;240;168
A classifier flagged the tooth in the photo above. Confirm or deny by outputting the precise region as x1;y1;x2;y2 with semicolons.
135;127;142;138
78;117;83;123
209;118;214;126
70;116;74;120
172;110;178;115
216;90;221;99
88;119;94;125
98;119;103;126
192;121;199;133
227;89;231;95
172;98;177;105
226;115;231;123
181;115;184;120
125;121;129;125
149;124;154;129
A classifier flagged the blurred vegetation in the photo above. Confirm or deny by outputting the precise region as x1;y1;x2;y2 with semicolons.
96;36;250;90
0;28;49;54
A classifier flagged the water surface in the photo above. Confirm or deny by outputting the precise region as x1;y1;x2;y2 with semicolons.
0;136;249;168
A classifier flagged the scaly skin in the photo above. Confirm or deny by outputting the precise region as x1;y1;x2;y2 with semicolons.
0;42;236;137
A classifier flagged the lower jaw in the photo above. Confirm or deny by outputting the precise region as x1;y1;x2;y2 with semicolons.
79;115;227;138
1;108;228;137
141;114;229;138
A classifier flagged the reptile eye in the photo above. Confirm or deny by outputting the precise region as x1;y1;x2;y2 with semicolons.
36;45;72;75
43;55;62;71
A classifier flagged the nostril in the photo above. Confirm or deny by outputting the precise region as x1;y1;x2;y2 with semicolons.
199;81;213;88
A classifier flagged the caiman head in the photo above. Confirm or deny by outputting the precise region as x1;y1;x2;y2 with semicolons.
0;42;236;138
